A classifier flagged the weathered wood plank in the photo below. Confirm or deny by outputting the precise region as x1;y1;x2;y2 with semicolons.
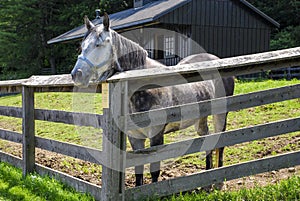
0;75;101;93
127;58;300;92
0;106;103;128
23;74;101;91
126;83;300;130
0;79;27;94
35;109;103;128
126;117;300;167
0;129;22;143
126;151;300;200
35;137;105;165
109;47;300;83
35;163;101;201
101;82;127;201
22;86;35;176
0;150;22;169
23;74;73;87
0;106;22;118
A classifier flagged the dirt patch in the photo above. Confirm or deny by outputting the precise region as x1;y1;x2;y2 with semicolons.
0;136;299;191
223;166;299;191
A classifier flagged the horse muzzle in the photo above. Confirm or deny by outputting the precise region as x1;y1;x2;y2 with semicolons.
71;68;90;88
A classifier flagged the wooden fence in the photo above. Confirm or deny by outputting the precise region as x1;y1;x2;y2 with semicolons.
0;47;300;200
269;66;300;80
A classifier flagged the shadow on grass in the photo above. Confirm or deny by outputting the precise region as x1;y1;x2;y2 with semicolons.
0;162;94;201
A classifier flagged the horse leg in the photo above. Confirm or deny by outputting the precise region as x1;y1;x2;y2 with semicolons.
196;117;212;169
128;136;145;186
213;113;228;167
150;130;164;183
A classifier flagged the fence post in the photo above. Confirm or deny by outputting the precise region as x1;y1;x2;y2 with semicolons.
22;85;35;176
101;82;127;201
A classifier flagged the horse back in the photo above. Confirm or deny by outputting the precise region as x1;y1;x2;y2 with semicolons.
177;53;234;97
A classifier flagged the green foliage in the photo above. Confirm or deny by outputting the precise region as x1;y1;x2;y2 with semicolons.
271;27;296;50
99;0;132;15
0;0;100;80
247;0;300;50
0;0;133;80
247;0;299;28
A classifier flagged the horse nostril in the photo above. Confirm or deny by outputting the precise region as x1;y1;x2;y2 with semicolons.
71;69;83;81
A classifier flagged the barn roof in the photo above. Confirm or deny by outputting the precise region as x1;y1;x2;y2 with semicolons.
47;0;191;44
47;0;279;45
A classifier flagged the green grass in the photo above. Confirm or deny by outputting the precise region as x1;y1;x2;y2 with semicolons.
0;163;298;201
158;176;300;201
233;78;300;94
0;162;94;201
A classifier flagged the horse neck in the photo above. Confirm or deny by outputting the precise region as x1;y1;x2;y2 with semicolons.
111;30;148;71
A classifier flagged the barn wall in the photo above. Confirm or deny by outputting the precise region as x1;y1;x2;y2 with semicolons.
159;0;273;58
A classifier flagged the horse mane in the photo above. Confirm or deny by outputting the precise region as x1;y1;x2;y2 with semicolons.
111;30;148;71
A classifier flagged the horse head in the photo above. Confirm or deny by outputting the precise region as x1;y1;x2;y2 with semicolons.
71;13;119;87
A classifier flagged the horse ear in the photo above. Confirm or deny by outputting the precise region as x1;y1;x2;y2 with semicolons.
84;15;94;31
103;13;110;31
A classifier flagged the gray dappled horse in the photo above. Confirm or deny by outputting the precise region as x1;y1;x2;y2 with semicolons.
71;14;234;186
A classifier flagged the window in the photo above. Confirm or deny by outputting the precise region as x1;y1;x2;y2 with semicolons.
145;38;155;59
164;35;175;58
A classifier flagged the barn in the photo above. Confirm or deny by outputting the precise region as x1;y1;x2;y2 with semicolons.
48;0;279;67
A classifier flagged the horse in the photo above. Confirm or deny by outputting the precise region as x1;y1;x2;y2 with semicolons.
71;13;234;186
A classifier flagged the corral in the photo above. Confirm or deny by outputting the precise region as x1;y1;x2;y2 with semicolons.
0;47;300;200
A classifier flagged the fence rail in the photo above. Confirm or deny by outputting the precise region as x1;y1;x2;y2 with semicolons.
0;106;103;127
126;117;300;167
270;66;300;79
126;83;300;130
35;137;105;165
0;47;300;200
126;151;300;200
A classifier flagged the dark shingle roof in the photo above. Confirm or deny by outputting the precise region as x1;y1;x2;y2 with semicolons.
47;0;279;45
47;0;191;44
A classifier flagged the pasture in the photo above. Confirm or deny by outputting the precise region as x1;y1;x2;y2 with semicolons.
0;79;299;190
0;162;298;201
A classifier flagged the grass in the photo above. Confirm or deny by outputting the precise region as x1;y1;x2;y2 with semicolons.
0;163;298;201
0;79;300;200
159;176;300;201
0;162;94;201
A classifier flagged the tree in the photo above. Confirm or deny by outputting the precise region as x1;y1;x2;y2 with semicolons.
0;0;41;79
99;0;132;15
247;0;300;50
0;0;100;80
